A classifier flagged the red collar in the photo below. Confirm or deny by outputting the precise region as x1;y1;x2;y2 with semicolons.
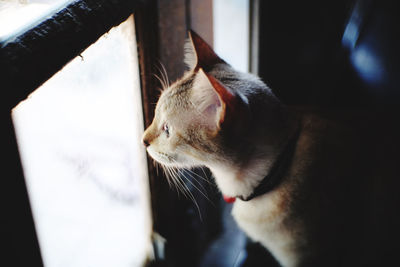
223;195;236;203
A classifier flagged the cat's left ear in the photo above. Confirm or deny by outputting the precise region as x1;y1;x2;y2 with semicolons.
184;30;225;70
192;69;246;132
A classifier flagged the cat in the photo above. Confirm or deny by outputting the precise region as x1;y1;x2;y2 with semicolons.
142;30;400;266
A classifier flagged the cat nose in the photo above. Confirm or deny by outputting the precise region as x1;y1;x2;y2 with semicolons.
142;138;150;147
142;125;154;147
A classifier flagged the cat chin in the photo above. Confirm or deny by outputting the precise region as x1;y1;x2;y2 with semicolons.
207;157;272;198
147;147;173;165
208;165;256;198
147;147;195;168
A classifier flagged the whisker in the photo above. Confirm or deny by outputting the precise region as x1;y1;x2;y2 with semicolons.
175;170;203;221
168;166;190;199
153;160;160;177
181;169;207;192
154;156;207;220
159;61;170;87
171;169;185;197
179;169;214;206
154;61;170;91
153;73;167;91
165;165;203;221
171;168;187;198
161;165;174;189
187;168;215;187
199;166;210;181
171;148;215;188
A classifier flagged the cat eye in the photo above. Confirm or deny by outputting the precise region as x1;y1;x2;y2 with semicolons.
163;123;170;137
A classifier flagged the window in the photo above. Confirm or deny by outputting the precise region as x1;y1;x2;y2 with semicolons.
0;0;70;41
213;0;250;72
12;15;152;267
2;1;152;266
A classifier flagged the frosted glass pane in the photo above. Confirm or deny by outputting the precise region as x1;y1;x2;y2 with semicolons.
213;0;249;72
12;15;152;267
0;0;72;41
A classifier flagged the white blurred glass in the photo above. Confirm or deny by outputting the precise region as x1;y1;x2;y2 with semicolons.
0;0;73;41
12;15;152;267
213;0;249;72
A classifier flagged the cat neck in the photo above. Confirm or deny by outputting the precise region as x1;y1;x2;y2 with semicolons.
209;116;300;200
238;127;301;201
209;157;272;200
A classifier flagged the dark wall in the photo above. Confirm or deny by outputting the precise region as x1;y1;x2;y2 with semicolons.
256;0;400;108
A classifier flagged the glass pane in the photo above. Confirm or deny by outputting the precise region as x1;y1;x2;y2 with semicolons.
0;0;72;41
213;0;249;72
12;15;152;267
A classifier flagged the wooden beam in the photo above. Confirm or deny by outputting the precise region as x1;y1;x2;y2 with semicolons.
1;0;143;111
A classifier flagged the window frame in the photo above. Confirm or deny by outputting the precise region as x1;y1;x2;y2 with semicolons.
1;1;145;266
1;0;215;266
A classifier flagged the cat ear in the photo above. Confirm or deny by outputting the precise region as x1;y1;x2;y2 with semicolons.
184;30;225;70
192;69;240;131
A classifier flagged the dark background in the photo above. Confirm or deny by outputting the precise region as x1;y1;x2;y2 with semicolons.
257;0;400;109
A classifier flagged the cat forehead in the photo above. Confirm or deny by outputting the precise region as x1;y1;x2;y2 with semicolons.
157;72;196;110
167;71;196;95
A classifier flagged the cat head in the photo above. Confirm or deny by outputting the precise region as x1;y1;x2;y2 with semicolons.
142;31;284;170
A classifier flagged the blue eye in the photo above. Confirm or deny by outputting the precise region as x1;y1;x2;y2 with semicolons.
163;123;170;137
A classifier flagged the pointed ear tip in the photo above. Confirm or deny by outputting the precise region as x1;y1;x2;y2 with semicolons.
187;30;201;45
189;30;204;43
187;30;197;40
188;29;198;36
197;68;213;81
201;70;214;81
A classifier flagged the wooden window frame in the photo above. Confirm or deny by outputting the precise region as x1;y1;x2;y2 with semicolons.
1;0;215;266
